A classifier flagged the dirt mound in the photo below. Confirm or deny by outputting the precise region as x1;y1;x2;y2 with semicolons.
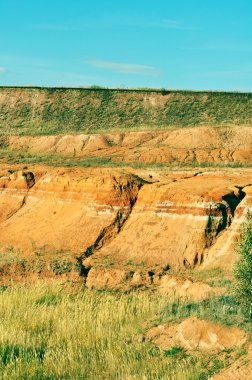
156;275;221;301
146;317;247;353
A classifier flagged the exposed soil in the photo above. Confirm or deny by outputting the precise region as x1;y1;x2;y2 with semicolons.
146;316;247;353
5;126;252;165
0;164;251;298
209;344;252;379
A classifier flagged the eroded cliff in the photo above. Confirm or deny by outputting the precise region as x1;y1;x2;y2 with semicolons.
0;164;251;292
0;87;251;294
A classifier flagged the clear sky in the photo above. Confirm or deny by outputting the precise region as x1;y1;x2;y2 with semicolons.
0;0;251;91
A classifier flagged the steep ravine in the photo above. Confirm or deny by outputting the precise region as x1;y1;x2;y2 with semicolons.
202;183;252;270
81;180;144;258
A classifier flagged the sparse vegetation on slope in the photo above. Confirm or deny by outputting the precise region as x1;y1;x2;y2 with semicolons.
1;147;252;168
0;87;251;135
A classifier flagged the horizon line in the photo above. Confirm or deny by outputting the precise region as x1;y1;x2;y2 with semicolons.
0;85;251;95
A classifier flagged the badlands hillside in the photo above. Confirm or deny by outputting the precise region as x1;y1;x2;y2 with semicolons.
0;87;251;379
0;86;251;273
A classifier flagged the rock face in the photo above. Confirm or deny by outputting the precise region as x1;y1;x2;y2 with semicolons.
146;317;247;353
0;167;141;255
0;89;251;277
0;166;251;273
202;184;252;270
99;172;251;269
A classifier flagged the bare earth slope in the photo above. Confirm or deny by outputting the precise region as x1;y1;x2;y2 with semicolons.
5;126;252;165
0;87;251;284
0;165;251;277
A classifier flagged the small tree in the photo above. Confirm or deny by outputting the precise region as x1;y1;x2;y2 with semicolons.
234;212;252;319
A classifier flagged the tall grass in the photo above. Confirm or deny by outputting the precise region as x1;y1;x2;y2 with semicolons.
0;281;248;380
0;282;248;379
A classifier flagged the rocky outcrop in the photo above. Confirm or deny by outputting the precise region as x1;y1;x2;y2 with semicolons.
0;167;251;270
202;183;252;270
98;172;251;269
0;167;142;254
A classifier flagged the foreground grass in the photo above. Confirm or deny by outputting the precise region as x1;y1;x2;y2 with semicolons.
0;283;194;379
0;282;249;379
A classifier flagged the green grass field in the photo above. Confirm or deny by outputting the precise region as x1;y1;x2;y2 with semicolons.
0;281;249;379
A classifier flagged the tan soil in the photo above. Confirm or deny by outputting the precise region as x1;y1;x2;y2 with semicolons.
0;166;251;271
0;164;251;299
146;317;247;353
7;126;252;164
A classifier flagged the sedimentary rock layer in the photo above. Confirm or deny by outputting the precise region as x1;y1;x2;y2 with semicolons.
0;166;251;270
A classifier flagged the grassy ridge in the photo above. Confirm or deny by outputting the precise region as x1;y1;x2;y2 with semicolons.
0;87;251;136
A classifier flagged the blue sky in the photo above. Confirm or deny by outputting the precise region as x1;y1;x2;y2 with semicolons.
0;0;251;91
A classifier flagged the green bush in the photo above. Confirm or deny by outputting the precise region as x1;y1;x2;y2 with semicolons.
234;213;252;319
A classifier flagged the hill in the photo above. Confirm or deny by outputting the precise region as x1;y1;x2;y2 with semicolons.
0;87;251;135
